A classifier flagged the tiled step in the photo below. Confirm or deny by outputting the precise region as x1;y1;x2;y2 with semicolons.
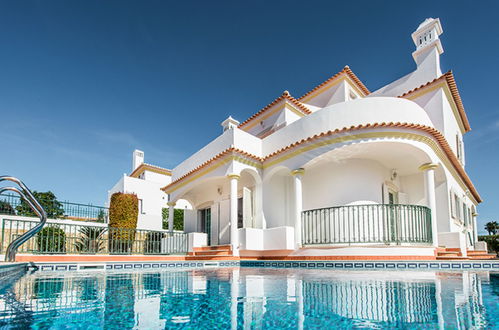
193;245;232;252
467;250;497;260
191;250;232;256
436;256;470;260
437;252;461;257
184;255;239;261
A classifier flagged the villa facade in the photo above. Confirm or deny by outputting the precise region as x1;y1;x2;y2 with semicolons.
160;18;481;259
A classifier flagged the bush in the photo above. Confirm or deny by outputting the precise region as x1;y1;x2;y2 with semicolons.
144;232;164;254
0;200;15;215
162;208;184;231
36;226;66;253
108;193;138;253
16;191;64;219
75;227;106;254
478;235;499;256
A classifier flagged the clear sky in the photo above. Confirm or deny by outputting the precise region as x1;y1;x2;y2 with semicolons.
0;1;498;233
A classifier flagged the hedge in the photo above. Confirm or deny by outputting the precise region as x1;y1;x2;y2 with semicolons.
108;193;139;253
478;235;499;256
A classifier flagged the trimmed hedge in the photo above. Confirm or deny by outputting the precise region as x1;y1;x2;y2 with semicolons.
36;226;66;253
478;235;499;256
109;193;139;229
109;193;139;253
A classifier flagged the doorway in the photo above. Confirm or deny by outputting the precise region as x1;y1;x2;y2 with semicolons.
200;208;211;246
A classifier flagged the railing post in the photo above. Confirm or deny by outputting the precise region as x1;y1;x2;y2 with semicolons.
419;163;439;247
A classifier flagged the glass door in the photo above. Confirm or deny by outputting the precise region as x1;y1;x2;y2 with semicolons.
388;190;399;243
200;208;211;246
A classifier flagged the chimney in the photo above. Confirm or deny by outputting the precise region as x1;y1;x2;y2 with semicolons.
132;149;144;171
411;18;444;77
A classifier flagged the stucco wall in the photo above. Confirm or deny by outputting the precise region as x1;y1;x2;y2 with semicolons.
302;159;389;210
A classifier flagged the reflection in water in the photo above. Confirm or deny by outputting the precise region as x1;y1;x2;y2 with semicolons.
0;268;497;328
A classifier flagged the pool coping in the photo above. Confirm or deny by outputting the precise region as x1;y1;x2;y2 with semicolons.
0;262;28;279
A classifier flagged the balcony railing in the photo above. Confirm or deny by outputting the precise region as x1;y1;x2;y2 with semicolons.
0;218;187;255
0;193;108;222
302;204;432;245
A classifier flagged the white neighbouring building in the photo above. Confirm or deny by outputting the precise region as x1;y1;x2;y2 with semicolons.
160;18;483;259
108;149;191;231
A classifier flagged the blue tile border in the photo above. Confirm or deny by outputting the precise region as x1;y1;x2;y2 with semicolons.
33;261;241;272
239;260;499;271
28;260;499;272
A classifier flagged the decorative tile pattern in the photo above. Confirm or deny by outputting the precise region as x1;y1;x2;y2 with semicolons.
34;261;241;272
27;260;499;273
239;260;499;270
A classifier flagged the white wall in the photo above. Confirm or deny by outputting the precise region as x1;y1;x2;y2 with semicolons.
302;159;389;210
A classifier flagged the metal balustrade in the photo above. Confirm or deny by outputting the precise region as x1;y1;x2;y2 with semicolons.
0;193;108;222
0;218;188;255
302;204;432;245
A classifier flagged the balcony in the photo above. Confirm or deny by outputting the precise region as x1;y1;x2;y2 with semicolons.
302;204;432;246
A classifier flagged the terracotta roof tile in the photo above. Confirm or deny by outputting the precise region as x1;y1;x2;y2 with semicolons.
398;71;471;132
130;163;172;178
164;123;480;203
238;91;312;129
298;66;370;101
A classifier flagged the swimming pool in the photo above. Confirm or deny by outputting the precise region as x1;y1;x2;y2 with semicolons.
0;267;498;329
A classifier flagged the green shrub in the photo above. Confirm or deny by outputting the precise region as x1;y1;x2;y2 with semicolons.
478;235;499;256
162;208;184;231
108;193;138;253
144;232;164;254
36;226;66;253
17;191;64;219
75;227;106;254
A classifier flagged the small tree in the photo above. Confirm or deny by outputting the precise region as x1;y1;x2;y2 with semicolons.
108;193;139;253
0;200;15;215
162;208;184;231
485;221;499;235
36;226;66;253
16;191;64;219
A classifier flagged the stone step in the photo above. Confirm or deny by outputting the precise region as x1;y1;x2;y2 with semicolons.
193;245;232;252
191;250;232;256
436;256;470;260
437;252;461;257
467;254;497;260
184;255;239;261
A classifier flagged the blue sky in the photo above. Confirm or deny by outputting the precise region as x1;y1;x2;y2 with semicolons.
0;1;498;233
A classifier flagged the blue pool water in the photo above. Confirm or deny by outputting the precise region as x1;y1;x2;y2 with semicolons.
0;267;498;329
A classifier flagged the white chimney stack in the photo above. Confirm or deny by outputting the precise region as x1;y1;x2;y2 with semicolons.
132;149;144;171
221;116;240;132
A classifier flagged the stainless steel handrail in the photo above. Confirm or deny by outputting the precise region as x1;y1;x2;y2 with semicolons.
1;176;47;262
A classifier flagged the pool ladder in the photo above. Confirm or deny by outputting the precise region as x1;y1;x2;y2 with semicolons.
1;176;47;262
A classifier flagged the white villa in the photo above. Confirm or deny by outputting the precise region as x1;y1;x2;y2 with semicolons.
108;149;191;231
127;18;483;259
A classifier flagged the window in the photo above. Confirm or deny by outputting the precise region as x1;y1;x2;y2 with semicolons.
463;203;468;226
139;199;145;214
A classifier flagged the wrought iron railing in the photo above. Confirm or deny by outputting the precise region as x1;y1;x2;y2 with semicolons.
0;219;187;255
302;204;432;245
0;193;108;222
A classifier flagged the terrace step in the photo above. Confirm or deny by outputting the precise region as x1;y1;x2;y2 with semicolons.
436;256;470;260
184;255;239;261
188;250;232;256
467;250;497;260
436;247;464;260
193;245;232;252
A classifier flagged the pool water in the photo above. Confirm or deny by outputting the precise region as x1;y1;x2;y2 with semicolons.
0;267;498;329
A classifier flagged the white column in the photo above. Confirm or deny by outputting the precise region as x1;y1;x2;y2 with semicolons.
472;211;479;244
228;174;240;256
167;201;176;233
291;169;304;249
419;163;439;247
